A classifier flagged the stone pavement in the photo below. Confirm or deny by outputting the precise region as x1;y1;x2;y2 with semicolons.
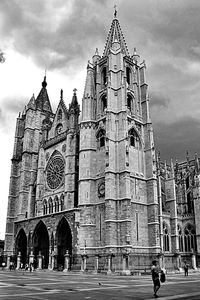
0;269;200;299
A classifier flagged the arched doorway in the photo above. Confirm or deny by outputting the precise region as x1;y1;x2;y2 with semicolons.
32;221;49;269
56;217;72;269
15;229;27;267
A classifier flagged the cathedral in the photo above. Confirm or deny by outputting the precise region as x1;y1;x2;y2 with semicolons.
4;12;200;273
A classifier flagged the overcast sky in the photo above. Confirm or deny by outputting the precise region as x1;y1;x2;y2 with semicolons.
1;0;200;239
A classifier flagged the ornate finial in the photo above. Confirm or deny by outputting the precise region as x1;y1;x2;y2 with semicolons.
60;89;63;100
114;4;117;18
42;74;47;88
73;88;77;95
95;48;99;56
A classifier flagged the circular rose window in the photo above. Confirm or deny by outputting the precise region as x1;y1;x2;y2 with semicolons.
46;156;65;189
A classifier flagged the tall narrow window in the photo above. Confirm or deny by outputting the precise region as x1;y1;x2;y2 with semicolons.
136;211;139;241
126;67;131;85
163;222;170;251
102;67;107;87
178;224;183;252
128;128;138;147
127;94;132;111
101;95;107;112
97;129;106;148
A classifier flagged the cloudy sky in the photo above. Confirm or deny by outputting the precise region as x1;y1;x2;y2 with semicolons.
1;0;200;238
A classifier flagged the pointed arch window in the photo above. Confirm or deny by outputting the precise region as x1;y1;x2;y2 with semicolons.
128;128;139;148
57;109;62;121
54;196;59;213
101;95;107;112
178;224;183;252
127;94;133;111
102;67;107;87
184;224;197;252
43;199;48;215
126;67;131;86
48;198;53;214
97;129;106;148
60;194;64;211
163;222;170;252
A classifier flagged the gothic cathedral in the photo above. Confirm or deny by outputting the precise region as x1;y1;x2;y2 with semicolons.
4;14;200;273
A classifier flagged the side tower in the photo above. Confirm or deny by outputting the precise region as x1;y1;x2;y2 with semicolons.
79;12;160;270
4;77;53;262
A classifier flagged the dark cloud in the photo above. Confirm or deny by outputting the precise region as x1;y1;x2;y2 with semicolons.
0;0;109;71
154;117;200;162
150;92;170;108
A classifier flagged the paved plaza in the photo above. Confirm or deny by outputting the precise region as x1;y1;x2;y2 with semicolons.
0;269;200;299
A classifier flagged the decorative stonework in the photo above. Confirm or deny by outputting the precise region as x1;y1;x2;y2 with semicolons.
46;156;65;190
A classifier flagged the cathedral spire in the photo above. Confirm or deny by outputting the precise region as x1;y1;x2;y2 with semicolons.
103;13;129;57
35;75;52;113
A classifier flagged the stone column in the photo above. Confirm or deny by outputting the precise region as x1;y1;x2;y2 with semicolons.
7;255;11;270
107;254;112;275
37;251;43;270
16;252;21;269
81;255;87;272
29;251;34;265
64;250;70;272
94;255;99;274
191;254;197;269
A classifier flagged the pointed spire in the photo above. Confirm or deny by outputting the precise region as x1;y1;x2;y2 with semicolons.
103;15;129;57
27;93;36;110
60;89;63;101
70;88;78;107
84;62;95;98
35;75;52;113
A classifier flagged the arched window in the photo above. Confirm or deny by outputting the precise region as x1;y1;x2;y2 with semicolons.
161;188;167;212
57;109;62;121
55;123;63;136
178;224;183;252
126;67;131;85
48;198;53;214
128;128;139;147
163;222;170;252
60;194;64;211
127;94;132;111
43;199;47;215
101;95;107;112
184;224;197;252
102;67;107;87
54;196;59;213
97;129;106;148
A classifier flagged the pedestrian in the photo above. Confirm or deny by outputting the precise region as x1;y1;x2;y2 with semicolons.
29;263;33;272
25;263;28;271
184;262;189;276
151;260;161;298
2;262;5;270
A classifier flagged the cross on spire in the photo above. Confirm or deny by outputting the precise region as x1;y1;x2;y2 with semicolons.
73;88;77;95
114;4;117;18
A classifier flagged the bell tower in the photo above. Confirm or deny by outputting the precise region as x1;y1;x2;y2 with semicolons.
79;10;160;259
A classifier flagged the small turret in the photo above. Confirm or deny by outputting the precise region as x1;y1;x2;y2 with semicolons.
27;94;36;110
35;75;52;113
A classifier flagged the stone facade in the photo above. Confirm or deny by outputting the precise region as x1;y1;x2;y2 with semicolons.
4;15;200;273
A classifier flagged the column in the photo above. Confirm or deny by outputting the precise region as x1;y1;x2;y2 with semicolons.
81;255;87;272
64;250;70;272
191;254;197;269
37;251;43;270
94;255;99;274
107;254;112;275
16;252;21;269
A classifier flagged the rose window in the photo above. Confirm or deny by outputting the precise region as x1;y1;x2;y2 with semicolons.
46;156;65;189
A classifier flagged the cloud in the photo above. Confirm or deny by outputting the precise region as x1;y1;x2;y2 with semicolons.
154;117;200;162
150;92;170;108
0;0;109;71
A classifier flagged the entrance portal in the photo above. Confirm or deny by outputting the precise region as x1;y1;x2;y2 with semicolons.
56;217;72;269
15;229;27;267
32;221;49;269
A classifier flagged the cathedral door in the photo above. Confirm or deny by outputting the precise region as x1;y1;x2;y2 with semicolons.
15;229;27;267
32;221;49;269
56;217;72;269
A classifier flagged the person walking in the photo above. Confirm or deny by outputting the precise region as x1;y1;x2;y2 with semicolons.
184;262;189;276
151;260;161;298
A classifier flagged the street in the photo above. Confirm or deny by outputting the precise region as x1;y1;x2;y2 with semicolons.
0;269;200;299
